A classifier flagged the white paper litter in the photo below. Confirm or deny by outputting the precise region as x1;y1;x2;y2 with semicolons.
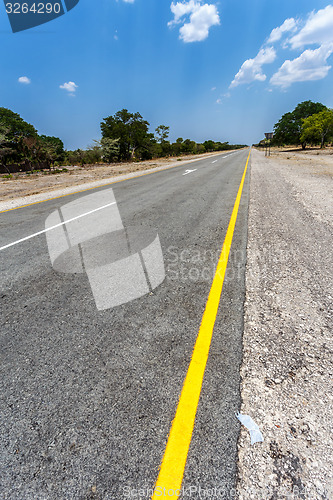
236;412;264;445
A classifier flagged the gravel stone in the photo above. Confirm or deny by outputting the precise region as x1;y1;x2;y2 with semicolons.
237;149;333;499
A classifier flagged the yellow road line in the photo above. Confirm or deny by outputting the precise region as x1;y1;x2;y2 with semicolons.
152;149;251;499
0;152;227;215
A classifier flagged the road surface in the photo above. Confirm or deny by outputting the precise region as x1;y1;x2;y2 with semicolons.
0;149;250;499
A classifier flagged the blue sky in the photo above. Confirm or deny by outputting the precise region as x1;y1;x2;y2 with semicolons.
1;0;333;149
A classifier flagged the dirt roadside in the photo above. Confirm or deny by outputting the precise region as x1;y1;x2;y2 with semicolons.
237;149;332;499
0;151;226;211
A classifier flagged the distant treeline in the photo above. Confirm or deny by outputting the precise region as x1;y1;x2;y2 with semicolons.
0;107;247;173
255;100;333;150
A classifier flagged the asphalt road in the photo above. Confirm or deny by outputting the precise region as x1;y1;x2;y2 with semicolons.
0;149;251;499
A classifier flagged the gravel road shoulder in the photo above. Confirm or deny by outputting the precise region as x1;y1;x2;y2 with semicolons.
237;149;332;499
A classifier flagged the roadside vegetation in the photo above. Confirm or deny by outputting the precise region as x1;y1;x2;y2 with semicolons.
0;108;65;174
256;100;333;150
0;107;247;174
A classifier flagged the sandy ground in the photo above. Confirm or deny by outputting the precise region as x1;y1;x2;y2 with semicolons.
268;149;333;226
237;149;333;499
0;152;224;211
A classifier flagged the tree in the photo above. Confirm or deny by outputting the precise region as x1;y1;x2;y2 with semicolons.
160;140;171;157
300;109;333;148
203;140;215;152
155;125;170;143
101;109;150;161
170;142;181;156
169;138;184;156
196;144;206;154
273;101;327;149
84;143;103;164
100;137;120;163
216;141;231;151
0;107;37;139
40;136;65;163
13;135;65;170
182;139;196;154
0;108;38;168
0;124;14;173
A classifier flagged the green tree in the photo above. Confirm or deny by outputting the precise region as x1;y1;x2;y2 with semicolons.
134;132;155;160
273;100;327;149
155;125;170;143
0;107;37;139
300;109;333;148
65;150;80;166
182;139;197;154
170;138;184;156
161;140;171;157
40;135;65;163
0;124;14;173
100;137;120;163
0;108;37;168
203;140;215;152
199;144;207;153
170;141;182;156
64;148;86;166
84;143;103;164
101;109;150;161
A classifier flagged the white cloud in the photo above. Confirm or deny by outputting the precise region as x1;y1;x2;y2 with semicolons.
169;0;201;25
168;1;220;43
18;76;31;84
229;47;276;88
60;81;78;94
267;18;297;43
270;44;333;88
289;5;333;49
121;0;135;3
228;6;333;91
